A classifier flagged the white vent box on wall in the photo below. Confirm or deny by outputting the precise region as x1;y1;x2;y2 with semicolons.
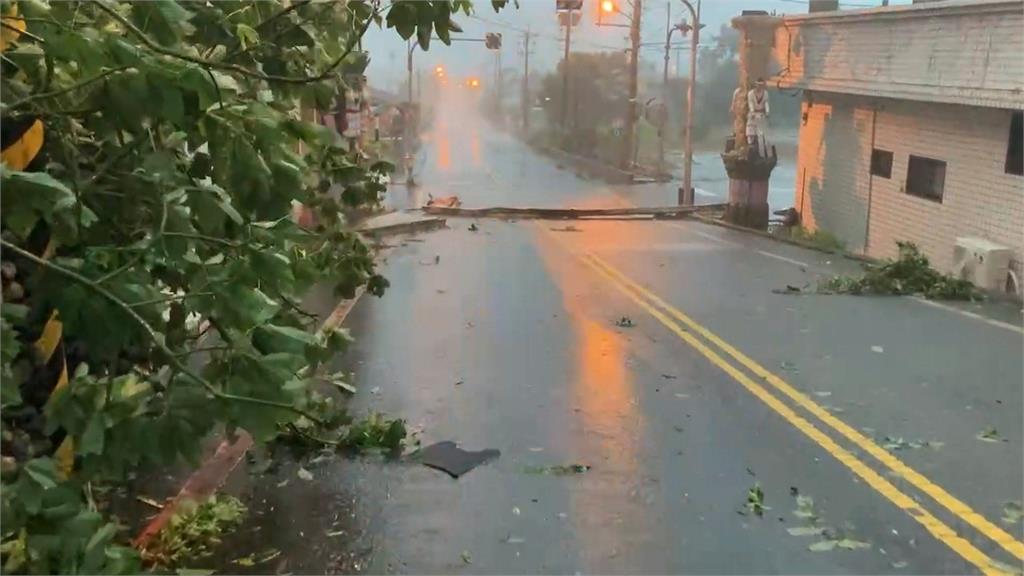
952;237;1012;292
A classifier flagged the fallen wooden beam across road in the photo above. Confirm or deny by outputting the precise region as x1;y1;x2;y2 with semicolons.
420;203;727;220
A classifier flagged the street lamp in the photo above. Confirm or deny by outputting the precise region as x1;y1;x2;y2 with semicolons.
677;0;701;206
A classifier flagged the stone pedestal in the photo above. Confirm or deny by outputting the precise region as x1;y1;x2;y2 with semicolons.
721;147;777;230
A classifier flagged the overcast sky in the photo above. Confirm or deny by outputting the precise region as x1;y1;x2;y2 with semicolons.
361;0;905;93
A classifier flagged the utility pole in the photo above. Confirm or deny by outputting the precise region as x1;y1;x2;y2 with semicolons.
622;0;642;169
679;0;700;205
522;29;531;132
660;2;671;174
561;6;573;131
406;38;415;105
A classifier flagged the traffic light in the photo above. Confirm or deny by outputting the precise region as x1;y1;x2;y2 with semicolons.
485;32;502;50
435;65;445;76
556;0;584;10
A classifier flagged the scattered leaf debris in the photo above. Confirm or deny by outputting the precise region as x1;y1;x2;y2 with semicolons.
614;316;635;328
523;464;591;476
881;436;944;451
977;427;1008;443
745;483;766;517
146;496;247;568
809;540;837;552
137;496;164;509
787;526;826;537
1002;501;1023;525
468;223;479;232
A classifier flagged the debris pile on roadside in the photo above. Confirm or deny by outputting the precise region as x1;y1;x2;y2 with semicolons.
819;242;979;300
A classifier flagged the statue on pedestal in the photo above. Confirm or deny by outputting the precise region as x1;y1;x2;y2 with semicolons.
745;78;770;158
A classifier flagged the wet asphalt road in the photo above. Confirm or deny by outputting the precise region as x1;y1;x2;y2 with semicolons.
223;96;1024;575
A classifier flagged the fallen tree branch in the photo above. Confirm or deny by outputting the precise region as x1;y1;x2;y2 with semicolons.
2;239;324;425
420;203;727;220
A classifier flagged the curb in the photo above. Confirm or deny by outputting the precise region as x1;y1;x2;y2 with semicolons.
687;214;875;265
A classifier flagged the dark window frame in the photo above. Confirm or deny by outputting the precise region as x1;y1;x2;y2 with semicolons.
1006;111;1023;176
905;155;946;203
870;148;893;179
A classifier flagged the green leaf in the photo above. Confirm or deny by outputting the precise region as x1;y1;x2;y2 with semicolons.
0;167;75;237
836;538;871;550
79;412;106;456
130;0;196;46
236;23;260;49
809;540;837;552
386;2;417;39
787;526;825;536
22;458;58;489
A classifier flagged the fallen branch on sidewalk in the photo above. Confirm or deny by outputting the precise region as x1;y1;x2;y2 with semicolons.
421;203;727;220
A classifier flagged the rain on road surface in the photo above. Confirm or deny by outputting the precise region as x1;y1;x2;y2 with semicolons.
221;94;1024;575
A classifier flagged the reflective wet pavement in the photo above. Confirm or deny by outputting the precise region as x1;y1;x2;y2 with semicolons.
214;94;1023;575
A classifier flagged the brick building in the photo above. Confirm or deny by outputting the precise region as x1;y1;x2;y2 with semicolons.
770;0;1024;294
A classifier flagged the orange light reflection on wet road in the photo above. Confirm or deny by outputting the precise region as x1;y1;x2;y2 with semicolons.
534;224;665;570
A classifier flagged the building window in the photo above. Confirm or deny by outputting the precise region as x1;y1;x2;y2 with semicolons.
1006;111;1023;176
906;155;945;202
870;149;893;178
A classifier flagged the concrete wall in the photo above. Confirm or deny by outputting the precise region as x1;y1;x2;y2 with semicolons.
773;0;1024;110
796;92;1024;284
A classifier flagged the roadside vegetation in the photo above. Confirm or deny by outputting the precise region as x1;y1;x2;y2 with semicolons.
821;242;980;300
0;0;506;572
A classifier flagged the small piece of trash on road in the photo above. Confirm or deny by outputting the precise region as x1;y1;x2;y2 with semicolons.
416;441;501;478
528;447;544;452
614;316;635;328
814;391;832;398
674;393;690;399
512;506;521;516
871;345;885;353
505;535;526;544
550;225;581;232
460;551;472;565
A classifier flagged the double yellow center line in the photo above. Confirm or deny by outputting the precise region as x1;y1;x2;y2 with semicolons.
573;248;1022;575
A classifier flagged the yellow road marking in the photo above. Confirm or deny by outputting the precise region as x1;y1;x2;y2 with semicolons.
585;251;1024;562
571;251;1007;575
